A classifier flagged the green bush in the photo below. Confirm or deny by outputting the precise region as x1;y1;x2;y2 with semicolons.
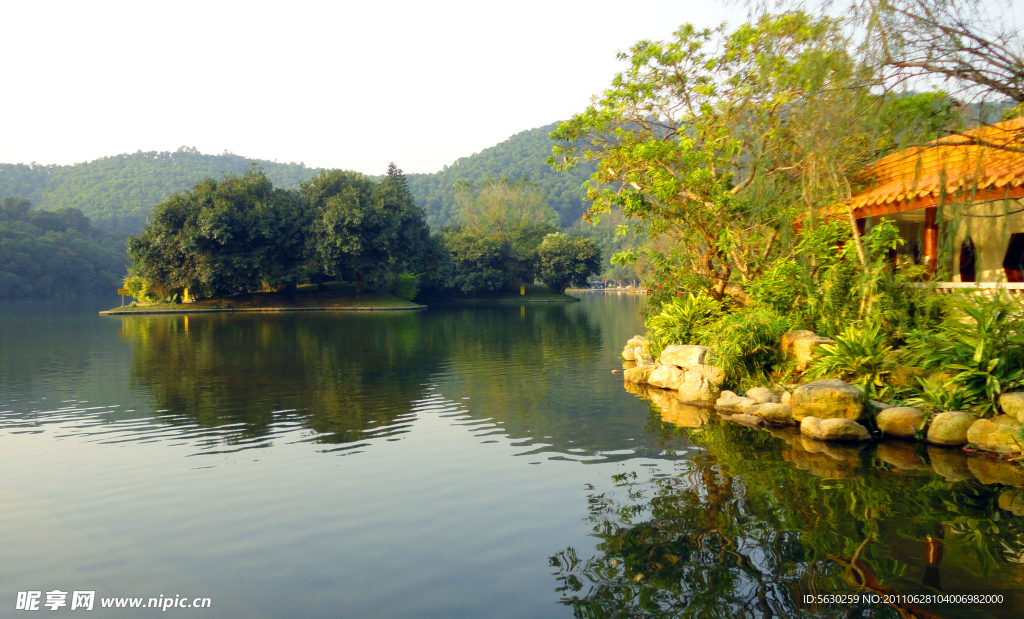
645;293;724;358
805;323;897;400
385;273;420;301
700;306;795;388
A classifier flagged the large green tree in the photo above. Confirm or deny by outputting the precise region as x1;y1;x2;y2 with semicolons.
127;167;306;298
537;233;602;293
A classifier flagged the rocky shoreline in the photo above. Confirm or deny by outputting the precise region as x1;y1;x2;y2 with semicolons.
620;333;1024;466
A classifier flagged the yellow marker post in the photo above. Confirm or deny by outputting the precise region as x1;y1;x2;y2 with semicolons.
117;288;129;307
520;285;525;296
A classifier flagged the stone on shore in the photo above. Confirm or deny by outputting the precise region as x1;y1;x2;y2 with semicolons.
780;390;792;404
1000;392;1024;423
876;407;929;438
781;330;835;371
747;403;794;424
627;335;649;349
792;379;866;422
621;347;636;361
715;390;757;413
745;387;777;404
647;365;687;390
926;411;977;446
800;416;872;442
677;366;721;402
623;365;656;384
966;416;1024;455
659;345;710;369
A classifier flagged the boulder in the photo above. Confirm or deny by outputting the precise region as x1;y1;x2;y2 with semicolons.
1000;392;1024;423
800;416;872;442
792;379;866;422
876;407;929;438
780;390;792;405
623;365;656;384
689;364;724;386
745;387;777;404
926;411;977;446
635;346;654;363
927;446;974;482
868;400;892;417
747;403;794;425
659;345;710;369
968;456;1024;487
966;416;1024;455
647;365;688;390
715;391;757;413
626;335;649;349
676;367;721;403
781;330;835;371
621;347;636;361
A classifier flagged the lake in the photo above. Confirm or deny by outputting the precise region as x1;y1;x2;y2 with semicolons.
1;292;1022;618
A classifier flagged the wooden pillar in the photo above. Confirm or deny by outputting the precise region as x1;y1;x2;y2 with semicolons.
923;207;938;276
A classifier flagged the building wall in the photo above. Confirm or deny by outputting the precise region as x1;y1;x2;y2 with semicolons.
952;199;1024;283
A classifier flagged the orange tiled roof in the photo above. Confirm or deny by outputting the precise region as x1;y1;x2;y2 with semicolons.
848;117;1024;217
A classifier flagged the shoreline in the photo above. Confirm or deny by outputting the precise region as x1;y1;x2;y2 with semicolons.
100;304;426;315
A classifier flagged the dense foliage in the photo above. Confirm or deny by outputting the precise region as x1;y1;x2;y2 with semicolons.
128;165;431;300
0;197;127;298
536;233;602;294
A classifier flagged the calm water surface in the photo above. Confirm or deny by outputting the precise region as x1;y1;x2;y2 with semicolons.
1;293;1022;618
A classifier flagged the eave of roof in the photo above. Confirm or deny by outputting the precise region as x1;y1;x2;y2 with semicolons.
846;117;1024;218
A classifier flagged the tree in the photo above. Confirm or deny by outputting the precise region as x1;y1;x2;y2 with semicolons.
537;233;602;293
127;166;305;298
439;228;517;295
304;164;431;293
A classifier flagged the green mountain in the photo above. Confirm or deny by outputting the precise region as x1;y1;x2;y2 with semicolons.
0;147;324;232
0;122;596;233
405;121;597;228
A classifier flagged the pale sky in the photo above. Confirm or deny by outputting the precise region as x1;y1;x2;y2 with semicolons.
1;0;745;175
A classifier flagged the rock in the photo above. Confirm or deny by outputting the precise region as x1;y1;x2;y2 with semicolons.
626;335;649;349
926;412;977;446
780;390;792;405
689;364;725;386
636;357;655;367
966;416;1024;455
715;391;757;413
999;488;1024;516
792;379;866;422
659;345;710;369
876;407;929;438
1000;392;1024;423
623;365;656;384
876;442;930;472
647;365;687;390
747;403;794;425
800;416;872;442
621;347;636;361
728;413;765;428
635;346;654;363
967;456;1024;487
676;367;721;403
781;330;835;371
868;400;892;417
927;446;975;482
745;387;776;404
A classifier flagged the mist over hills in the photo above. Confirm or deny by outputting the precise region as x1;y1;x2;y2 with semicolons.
0;122;596;233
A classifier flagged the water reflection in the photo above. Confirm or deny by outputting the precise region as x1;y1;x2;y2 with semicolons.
552;405;1024;618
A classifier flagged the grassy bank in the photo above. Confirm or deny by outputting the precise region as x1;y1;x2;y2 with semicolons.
101;282;424;314
418;284;580;303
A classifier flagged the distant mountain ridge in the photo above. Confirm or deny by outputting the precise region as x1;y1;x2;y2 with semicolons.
0;122;596;233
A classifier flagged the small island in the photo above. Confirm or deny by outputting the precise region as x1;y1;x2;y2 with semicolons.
100;282;425;315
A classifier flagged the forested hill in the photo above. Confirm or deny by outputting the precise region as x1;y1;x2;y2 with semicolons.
0;148;325;231
0;122;596;232
406;121;596;228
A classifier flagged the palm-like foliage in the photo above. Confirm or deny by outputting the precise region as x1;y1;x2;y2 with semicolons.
805;322;897;400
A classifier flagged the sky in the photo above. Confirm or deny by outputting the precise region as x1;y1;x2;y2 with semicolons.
1;0;746;175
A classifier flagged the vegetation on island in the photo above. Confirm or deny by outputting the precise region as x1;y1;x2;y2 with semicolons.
0;197;128;298
123;165;600;308
555;0;1024;416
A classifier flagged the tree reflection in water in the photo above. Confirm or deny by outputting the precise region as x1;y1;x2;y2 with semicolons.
552;398;1024;619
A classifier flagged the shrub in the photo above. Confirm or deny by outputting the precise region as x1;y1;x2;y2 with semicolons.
385;273;420;301
645;293;724;357
805;323;897;400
